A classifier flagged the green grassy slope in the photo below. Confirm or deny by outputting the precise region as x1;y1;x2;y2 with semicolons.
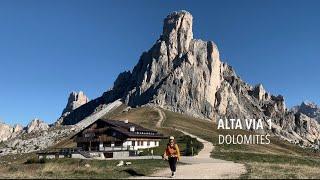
103;105;203;156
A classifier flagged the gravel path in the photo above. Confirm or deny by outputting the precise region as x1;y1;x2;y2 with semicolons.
135;108;246;179
155;107;166;128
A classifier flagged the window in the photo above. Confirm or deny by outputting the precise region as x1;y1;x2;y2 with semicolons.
147;141;150;146
115;141;122;147
104;142;111;147
84;133;94;138
132;141;135;146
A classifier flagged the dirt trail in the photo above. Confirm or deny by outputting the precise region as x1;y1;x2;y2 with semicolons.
155;108;166;128
137;108;246;179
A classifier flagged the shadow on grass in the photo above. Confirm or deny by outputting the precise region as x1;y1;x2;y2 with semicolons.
123;169;145;176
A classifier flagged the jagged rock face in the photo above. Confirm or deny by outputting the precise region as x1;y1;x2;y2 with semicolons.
162;11;193;61
0;123;23;142
0;126;76;156
26;119;49;133
292;102;320;122
56;91;89;125
62;91;89;116
13;124;23;133
250;84;271;102
117;11;222;119
293;113;320;143
0;123;14;142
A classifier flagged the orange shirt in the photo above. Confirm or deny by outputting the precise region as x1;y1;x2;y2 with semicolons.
164;143;180;160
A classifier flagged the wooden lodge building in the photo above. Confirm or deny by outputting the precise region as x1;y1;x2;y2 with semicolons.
71;119;164;158
37;119;164;159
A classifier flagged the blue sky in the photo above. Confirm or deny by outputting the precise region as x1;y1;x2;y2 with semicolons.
0;0;319;125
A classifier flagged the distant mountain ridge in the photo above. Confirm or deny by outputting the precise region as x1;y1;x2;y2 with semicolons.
292;101;320;122
0;118;48;142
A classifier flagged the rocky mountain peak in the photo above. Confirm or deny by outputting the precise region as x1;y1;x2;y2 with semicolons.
292;101;320;122
114;10;222;119
0;122;23;142
162;10;193;60
13;124;23;133
54;91;89;126
62;91;89;116
301;101;318;109
251;84;270;102
60;10;320;146
26;118;49;133
0;123;13;142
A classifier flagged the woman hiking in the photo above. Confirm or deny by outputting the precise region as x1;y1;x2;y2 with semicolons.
163;136;180;178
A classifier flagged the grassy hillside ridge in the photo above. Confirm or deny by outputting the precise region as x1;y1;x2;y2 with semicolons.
103;106;203;156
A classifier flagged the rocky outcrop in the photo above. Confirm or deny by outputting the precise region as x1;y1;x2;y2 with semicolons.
62;91;89;116
294;113;320;143
56;91;89;125
26;119;49;133
292;102;320;122
0;118;51;142
0;123;14;142
250;84;271;102
0;126;76;156
13;124;23;133
0;123;23;142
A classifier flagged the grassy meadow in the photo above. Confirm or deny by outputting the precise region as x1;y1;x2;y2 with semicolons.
0;155;167;179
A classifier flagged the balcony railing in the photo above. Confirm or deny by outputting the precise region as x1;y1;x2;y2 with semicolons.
99;146;135;151
75;135;121;143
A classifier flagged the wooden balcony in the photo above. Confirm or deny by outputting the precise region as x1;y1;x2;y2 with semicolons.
83;127;110;134
75;135;121;143
99;146;135;152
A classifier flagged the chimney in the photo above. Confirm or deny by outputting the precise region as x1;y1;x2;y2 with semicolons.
129;126;135;132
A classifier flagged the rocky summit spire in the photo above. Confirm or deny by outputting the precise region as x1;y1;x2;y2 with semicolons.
62;91;89;116
162;10;193;61
117;10;222;119
55;91;89;126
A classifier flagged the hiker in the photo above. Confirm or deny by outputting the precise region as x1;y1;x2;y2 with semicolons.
163;136;180;178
